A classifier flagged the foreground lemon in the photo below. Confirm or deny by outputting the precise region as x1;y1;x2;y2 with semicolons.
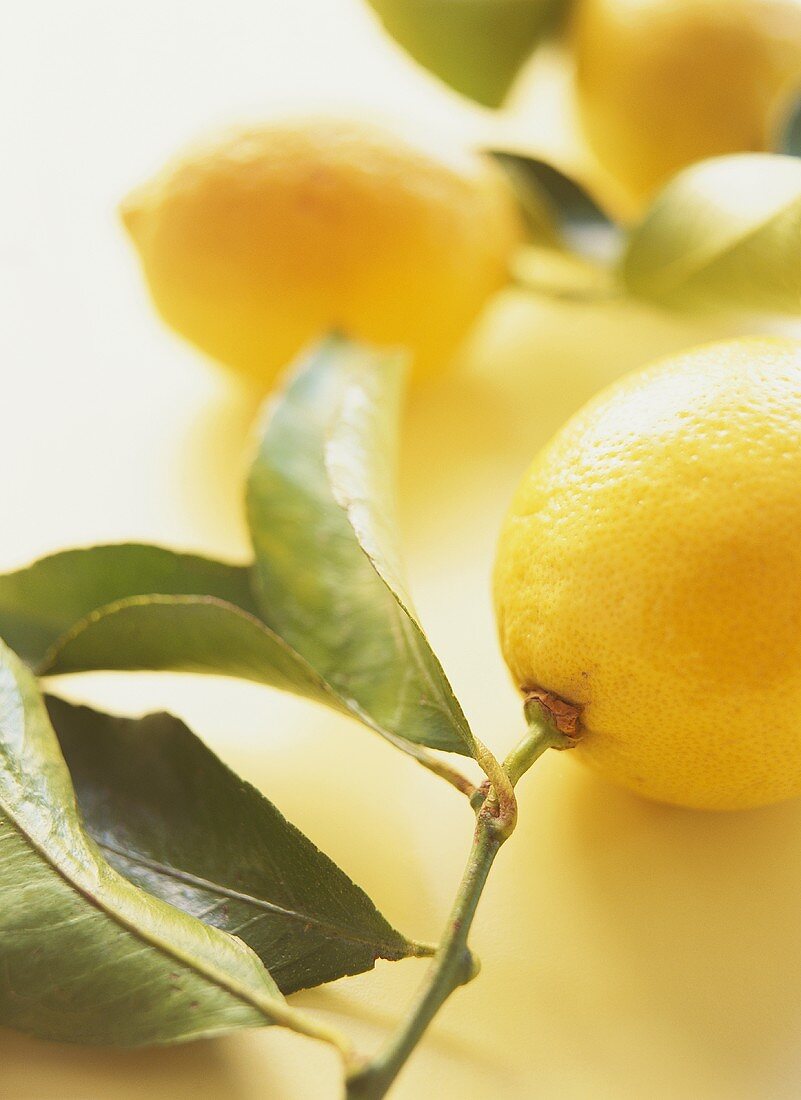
494;337;801;810
573;0;801;205
121;115;522;385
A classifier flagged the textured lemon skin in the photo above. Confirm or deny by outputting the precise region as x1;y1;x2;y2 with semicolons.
574;0;801;205
121;116;522;385
494;338;801;810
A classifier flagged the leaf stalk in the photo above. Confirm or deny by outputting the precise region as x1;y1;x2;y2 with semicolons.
343;702;580;1098
343;811;502;1100
382;731;478;799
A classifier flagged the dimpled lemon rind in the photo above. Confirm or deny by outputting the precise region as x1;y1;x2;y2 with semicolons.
121;115;523;386
494;337;801;810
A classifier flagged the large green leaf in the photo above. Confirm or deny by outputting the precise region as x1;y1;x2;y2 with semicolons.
620;153;801;312
0;346;474;760
0;638;287;1047
246;337;474;757
48;696;423;995
366;0;562;108
0;543;258;668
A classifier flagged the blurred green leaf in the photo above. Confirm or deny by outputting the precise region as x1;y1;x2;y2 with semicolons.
490;149;620;262
779;94;801;157
49;696;422;995
247;337;475;758
366;0;562;108
0;543;258;668
0;639;286;1047
621;153;801;312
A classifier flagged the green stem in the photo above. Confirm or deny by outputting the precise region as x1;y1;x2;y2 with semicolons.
268;1000;361;1072
344;812;503;1100
504;706;574;787
343;703;580;1099
472;735;517;838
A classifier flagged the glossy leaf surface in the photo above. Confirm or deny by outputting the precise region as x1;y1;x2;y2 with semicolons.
0;640;285;1047
0;543;258;669
41;595;346;713
247;337;474;757
49;696;419;995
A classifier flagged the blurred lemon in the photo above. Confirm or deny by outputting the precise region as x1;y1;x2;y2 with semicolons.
121;115;523;386
573;0;801;205
494;337;801;810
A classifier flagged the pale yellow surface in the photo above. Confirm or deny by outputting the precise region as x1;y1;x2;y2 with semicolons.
121;115;522;384
495;338;801;810
2;3;801;1099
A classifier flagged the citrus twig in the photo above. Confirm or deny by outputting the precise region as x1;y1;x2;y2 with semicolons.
342;703;581;1099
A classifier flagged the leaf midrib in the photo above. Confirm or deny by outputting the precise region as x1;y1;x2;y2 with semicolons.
98;838;412;960
0;797;283;1021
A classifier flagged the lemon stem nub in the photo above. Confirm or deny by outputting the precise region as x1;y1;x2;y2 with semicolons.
499;694;580;792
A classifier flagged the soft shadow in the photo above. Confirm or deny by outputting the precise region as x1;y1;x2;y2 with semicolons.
0;1029;258;1100
501;761;801;1096
176;368;264;556
400;291;743;563
293;968;500;1068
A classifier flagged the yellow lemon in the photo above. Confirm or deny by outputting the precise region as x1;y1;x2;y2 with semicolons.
121;115;523;386
573;0;801;205
494;337;801;810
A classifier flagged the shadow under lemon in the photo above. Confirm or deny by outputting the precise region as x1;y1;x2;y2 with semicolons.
481;753;801;1100
0;1028;255;1100
401;287;744;559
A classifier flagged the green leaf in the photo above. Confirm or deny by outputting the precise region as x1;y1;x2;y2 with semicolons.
778;94;801;157
0;543;258;668
246;337;474;758
40;594;346;714
0;638;287;1047
0;545;355;720
48;696;423;995
490;150;620;262
0;353;475;764
620;153;801;312
366;0;562;108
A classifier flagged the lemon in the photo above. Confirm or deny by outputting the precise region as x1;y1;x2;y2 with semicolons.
573;0;801;205
121;115;523;386
494;337;801;810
